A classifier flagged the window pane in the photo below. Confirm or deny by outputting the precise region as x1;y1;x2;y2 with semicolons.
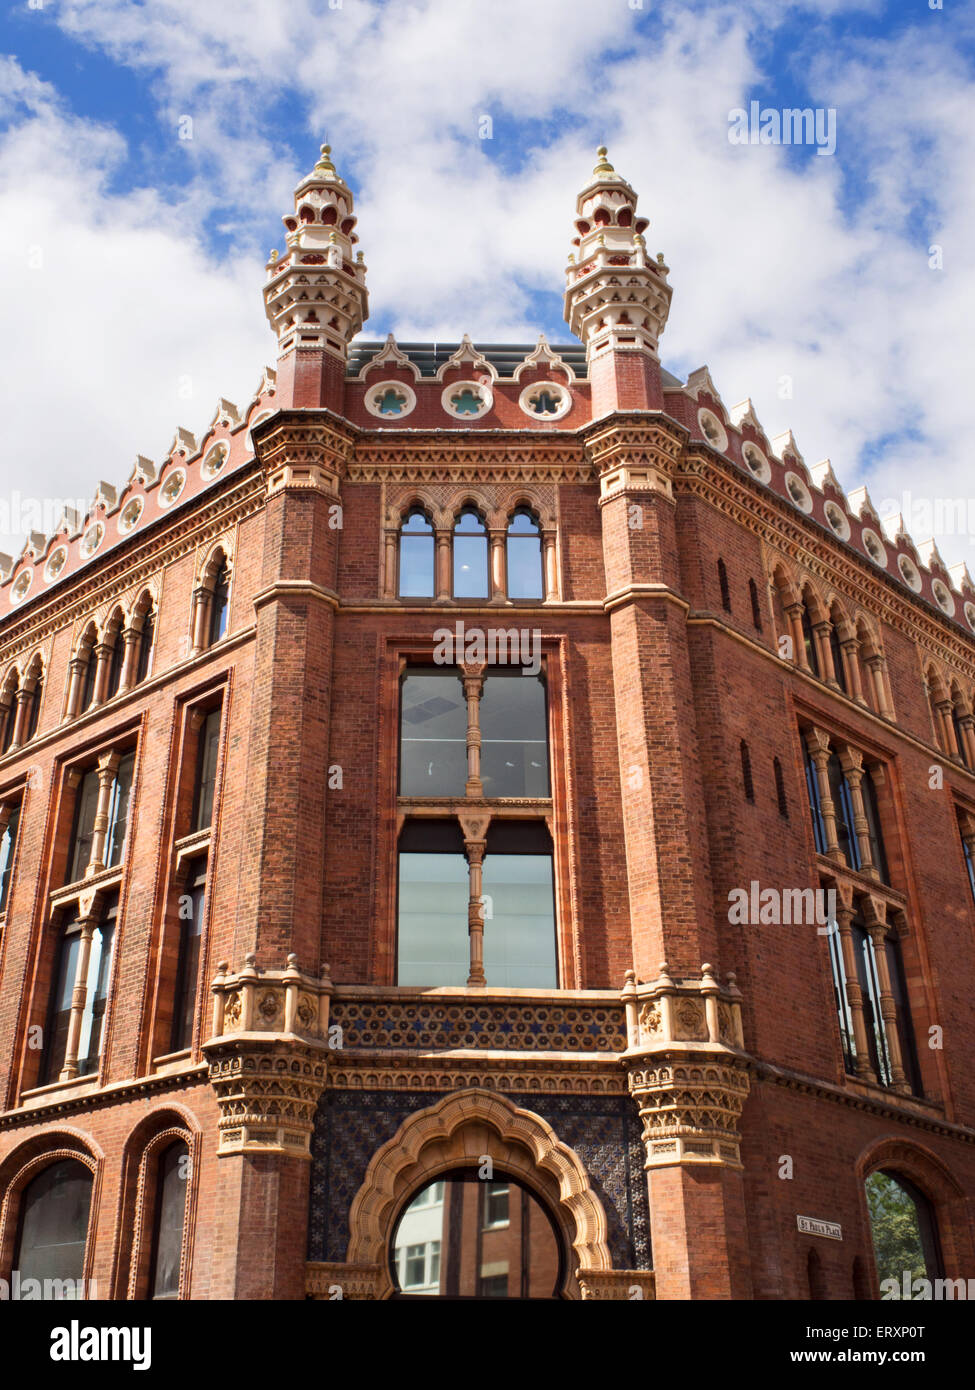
803;746;827;854
210;565;230;644
866;1171;941;1287
106;753;135;867
862;771;889;884
171;868;205;1052
194;710;221;831
480;673;549;797
482;853;557;988
399;513;434;598
78;903;116;1076
44;930;81;1082
135;609;155;684
400;670;468;797
0;804;20;913
397;851;470;986
15;1159;93;1292
150;1143;189;1300
68;770;100;883
824;916;856;1074
506;512;543;600
453;512;488;598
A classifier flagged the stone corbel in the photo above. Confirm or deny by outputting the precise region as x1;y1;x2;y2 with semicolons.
621;963;750;1169
203;952;334;1157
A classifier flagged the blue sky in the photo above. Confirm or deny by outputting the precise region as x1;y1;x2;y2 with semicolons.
1;0;974;570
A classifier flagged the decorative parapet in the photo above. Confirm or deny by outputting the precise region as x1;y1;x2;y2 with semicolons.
621;963;751;1170
202;953;333;1158
578;1270;656;1301
585;417;686;504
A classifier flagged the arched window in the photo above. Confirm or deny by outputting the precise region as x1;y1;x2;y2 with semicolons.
14;1158;93;1290
43;893;118;1082
717;558;731;613
801;605;820;677
390;1170;563;1298
208;561;230;645
135;604;155;686
453;508;488;599
148;1142;189;1300
829;621;848;694
773;757;788;818
0;803;20;913
171;859;206;1052
25;666;43;741
951;691;970;768
78;627;98;714
506;509;543;600
398;509;434;598
740;740;754;802
104;612;125;701
749;578;763;632
0;672;20;753
865;1171;942;1292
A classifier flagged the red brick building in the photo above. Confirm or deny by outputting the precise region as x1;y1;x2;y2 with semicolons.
0;144;973;1301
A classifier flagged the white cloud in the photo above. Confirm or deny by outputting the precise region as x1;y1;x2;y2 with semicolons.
1;0;973;571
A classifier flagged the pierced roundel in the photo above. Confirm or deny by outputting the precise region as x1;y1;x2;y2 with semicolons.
44;546;67;582
202;441;229;478
159;469;186;507
518;381;571;422
246;410;274;453
824;501;851;541
898;553;922;593
784;472;813;514
697;408;728;452
364;380;417;420
932;578;955;617
441;381;493;419
965;601;975;632
741;442;771;483
118;497;144;534
861;528;887;567
11;569;32;602
80;522;104;557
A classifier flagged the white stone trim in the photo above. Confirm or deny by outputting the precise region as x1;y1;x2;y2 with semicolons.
898;553;923;593
698;407;728;453
441;380;493;419
824;501;851;542
784;472;813;514
44;546;68;583
80;522;105;557
861;528;887;568
118;497;144;535
11;569;32;602
518;381;572;422
201;441;230;479
159;468;187;508
932;578;955;617
741;442;771;484
364;380;417;420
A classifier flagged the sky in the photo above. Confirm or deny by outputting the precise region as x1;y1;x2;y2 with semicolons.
1;0;973;568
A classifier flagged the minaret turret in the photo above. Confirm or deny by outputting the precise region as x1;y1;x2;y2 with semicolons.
263;143;369;409
563;147;672;415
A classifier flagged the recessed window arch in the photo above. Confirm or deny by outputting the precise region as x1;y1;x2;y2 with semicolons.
390;1168;564;1299
828;604;849;695
865;1170;942;1291
13;1157;94;1292
191;547;232;654
147;1140;190;1300
506;508;543;601
452;507;489;599
24;656;44;742
104;608;126;701
398;507;435;599
800;594;821;678
134;597;155;686
0;669;20;753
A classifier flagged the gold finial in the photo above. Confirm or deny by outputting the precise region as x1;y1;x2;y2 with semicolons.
269;248;278;263
593;145;614;175
328;231;338;243
656;252;665;265
314;142;337;177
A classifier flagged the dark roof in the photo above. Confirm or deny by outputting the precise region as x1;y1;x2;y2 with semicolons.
346;341;589;379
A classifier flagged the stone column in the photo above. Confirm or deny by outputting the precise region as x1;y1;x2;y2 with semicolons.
488;529;506;603
87;751;121;874
191;585;211;655
65;654;88;719
864;900;908;1092
463;666;484;797
814;621;838;687
838;748;877;879
434;529;451;603
835;896;873;1081
866;654;893;719
542;531;558;601
60;904;98;1081
465;838;487;987
784;602;807;668
804;728;843;862
91;641;114;706
958;712;975;769
841;637;865;703
119;624;142;692
382;529;398;599
9;689;32;750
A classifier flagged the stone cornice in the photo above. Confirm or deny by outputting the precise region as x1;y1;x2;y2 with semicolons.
0;1064;209;1130
349;437;592;484
750;1057;974;1144
0;469;265;664
677;454;975;679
